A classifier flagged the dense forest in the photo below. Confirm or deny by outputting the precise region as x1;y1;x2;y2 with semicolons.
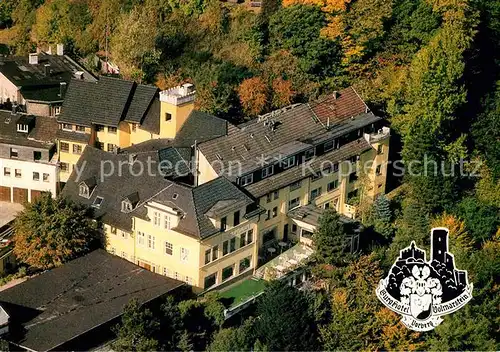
0;0;498;350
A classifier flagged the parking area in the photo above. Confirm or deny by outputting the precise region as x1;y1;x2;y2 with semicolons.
0;202;24;228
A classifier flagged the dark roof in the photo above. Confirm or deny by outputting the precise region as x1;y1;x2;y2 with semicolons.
0;110;57;148
58;77;134;127
55;129;91;143
198;87;380;178
245;138;371;198
174;110;228;147
140;98;161;134
0;52;95;88
21;86;64;103
62;146;255;239
124;84;158;123
0;249;183;351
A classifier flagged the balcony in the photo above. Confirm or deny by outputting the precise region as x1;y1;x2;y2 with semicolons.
364;126;390;144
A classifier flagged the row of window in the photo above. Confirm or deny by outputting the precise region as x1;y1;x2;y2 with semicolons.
95;142;116;153
60;142;83;154
136;232;189;261
152;211;172;230
61;124;86;132
204;256;252;289
204;229;254;265
3;168;50;181
219;210;241;232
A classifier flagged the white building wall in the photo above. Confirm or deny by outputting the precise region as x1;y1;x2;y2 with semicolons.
0;158;58;201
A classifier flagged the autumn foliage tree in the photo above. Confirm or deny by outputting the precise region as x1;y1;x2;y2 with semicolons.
13;193;101;270
237;76;268;116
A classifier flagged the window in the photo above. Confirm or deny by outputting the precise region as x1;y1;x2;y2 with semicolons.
95;125;104;132
165;242;173;255
230;237;236;253
240;230;253;248
164;215;171;229
60;142;69;153
272;206;278;218
262;228;275;244
121;200;132;213
349;155;358;163
108;126;117;134
204;273;216;289
233;211;240;226
376;165;382;176
289;180;301;191
310;187;322;200
15;169;21;178
212;245;219;260
327;180;339;192
92;196;103;208
59;162;69;173
282;156;295;169
3;168;10;177
349;172;358;183
137;231;145;246
265;209;271;221
311;172;322;181
291;224;297;234
165;112;172;121
240;174;253;186
163;267;169;277
223;240;229;256
131;123;137;132
239;256;251;273
17;123;29;133
247;229;253;244
121;231;128;239
33;172;39;181
324;140;334;152
121;251;127;259
273;190;279;200
10;148;18;158
96;142;104;150
54;106;61;116
332;163;339;172
110;226;117;235
180;247;189;262
79;184;89;197
107;144;115;153
153;211;161;226
73;144;82;154
147;234;156;249
261;165;274;178
304;148;314;161
220;217;227;231
43;173;49;182
205;249;211;264
377;144;384;154
288;197;300;210
222;265;234;282
33;151;42;161
266;193;272;203
62;123;72;131
75;125;85;132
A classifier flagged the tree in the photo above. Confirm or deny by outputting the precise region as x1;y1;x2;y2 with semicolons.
0;0;15;28
456;196;499;243
237;76;268;116
207;318;255;351
313;209;351;265
254;281;318;351
271;77;295;108
112;300;160;351
372;194;394;239
13;193;101;270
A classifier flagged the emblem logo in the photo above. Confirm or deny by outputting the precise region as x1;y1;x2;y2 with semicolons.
376;227;473;331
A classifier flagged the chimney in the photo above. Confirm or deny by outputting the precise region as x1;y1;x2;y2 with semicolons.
44;64;51;77
56;44;64;56
74;71;84;80
29;53;39;65
332;91;338;99
11;103;17;115
59;82;67;99
47;45;53;55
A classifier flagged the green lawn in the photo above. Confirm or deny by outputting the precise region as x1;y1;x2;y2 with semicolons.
220;278;267;308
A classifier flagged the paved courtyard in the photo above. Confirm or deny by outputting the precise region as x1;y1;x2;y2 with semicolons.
0;202;23;228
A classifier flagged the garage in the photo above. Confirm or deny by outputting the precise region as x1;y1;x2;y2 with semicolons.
0;186;11;202
30;190;44;202
12;187;28;204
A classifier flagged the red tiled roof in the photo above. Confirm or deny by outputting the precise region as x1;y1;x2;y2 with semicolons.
310;87;368;126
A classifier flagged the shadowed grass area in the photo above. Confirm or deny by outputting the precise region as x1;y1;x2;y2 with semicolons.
220;278;266;308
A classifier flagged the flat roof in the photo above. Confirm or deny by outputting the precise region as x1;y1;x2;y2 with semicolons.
220;278;267;309
0;249;183;351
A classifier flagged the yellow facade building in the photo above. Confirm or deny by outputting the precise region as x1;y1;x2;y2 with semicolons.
61;82;390;291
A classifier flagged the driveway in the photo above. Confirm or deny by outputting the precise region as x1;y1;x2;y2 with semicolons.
0;202;24;228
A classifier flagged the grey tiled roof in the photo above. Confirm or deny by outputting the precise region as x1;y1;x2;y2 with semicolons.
137;95;160;134
62;147;255;239
55;129;91;143
174;110;228;147
245;138;371;198
124;84;158;123
287;203;357;228
0;249;183;351
0;110;57;148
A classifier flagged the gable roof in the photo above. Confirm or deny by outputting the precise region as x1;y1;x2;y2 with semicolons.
0;249;183;351
174;110;228;147
0;110;58;149
57;76;158;128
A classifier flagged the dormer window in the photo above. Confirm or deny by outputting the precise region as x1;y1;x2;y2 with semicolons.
240;174;253;186
79;184;89;198
92;196;104;208
261;165;274;179
282;156;295;169
121;200;132;213
17;123;29;133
